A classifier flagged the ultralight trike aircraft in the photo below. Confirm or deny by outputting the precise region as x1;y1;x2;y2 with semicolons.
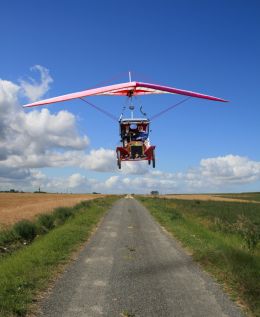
117;118;155;169
23;73;227;169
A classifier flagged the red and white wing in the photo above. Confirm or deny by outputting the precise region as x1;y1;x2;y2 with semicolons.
22;81;227;108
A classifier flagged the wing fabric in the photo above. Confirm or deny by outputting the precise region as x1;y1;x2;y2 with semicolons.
22;81;228;108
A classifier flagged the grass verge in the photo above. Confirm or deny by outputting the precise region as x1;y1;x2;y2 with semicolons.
138;197;260;317
0;196;118;317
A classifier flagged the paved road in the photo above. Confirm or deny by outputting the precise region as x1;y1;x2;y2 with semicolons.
39;197;244;317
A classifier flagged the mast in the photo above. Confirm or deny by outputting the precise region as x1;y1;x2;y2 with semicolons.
128;71;132;82
128;71;134;118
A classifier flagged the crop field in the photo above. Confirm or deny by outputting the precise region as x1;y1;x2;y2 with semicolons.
214;192;260;202
0;193;104;227
161;193;260;203
139;196;260;317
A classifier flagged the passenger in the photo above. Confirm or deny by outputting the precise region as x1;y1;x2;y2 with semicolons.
136;125;148;141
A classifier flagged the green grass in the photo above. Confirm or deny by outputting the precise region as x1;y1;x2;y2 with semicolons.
0;196;118;317
138;197;260;317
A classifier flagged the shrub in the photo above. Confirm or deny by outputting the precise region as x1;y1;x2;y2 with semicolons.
37;213;55;233
13;220;37;242
0;229;16;245
235;215;260;252
74;200;91;211
212;217;234;234
53;207;74;225
79;200;92;208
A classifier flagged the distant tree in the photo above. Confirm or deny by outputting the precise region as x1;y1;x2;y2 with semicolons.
151;190;159;195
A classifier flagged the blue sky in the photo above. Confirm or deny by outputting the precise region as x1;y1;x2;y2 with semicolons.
0;0;260;193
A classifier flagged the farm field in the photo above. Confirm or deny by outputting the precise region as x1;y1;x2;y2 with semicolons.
162;193;260;203
214;192;260;202
0;193;104;227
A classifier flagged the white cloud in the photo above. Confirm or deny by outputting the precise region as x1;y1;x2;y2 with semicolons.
173;154;260;191
111;155;260;193
120;160;149;175
199;155;260;183
20;65;53;102
68;173;87;188
80;148;117;172
0;80;19;108
0;66;90;182
2;153;260;193
104;176;120;188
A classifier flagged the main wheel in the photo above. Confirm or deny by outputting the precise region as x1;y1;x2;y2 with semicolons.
148;159;151;165
152;150;155;168
117;151;121;169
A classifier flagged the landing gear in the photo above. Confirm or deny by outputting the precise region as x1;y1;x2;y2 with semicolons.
152;150;155;168
117;151;121;169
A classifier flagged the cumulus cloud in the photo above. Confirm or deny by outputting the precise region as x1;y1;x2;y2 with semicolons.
175;154;260;191
199;155;260;184
0;66;90;183
67;173;87;188
104;176;120;188
120;160;149;175
80;148;117;172
20;65;53;102
2;153;260;193
109;155;260;193
0;80;19;109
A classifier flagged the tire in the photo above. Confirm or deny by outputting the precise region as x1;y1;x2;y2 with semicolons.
117;151;121;169
152;150;155;168
148;160;151;165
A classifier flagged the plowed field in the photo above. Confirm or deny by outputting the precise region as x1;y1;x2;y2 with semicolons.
0;193;104;227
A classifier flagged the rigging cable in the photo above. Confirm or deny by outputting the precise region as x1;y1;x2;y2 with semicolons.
119;97;129;121
79;98;118;122
150;97;192;121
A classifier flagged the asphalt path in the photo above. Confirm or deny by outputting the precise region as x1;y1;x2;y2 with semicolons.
39;197;244;317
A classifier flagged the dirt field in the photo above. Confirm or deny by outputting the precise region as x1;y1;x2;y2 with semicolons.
161;194;260;203
0;193;105;227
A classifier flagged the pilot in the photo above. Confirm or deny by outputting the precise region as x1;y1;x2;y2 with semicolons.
136;125;148;141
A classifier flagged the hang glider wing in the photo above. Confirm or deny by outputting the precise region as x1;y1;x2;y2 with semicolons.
22;81;228;108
